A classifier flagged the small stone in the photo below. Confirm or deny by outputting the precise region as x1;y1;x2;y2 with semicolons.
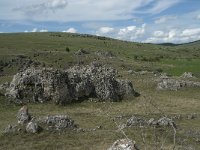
17;106;31;125
26;122;39;133
108;139;138;150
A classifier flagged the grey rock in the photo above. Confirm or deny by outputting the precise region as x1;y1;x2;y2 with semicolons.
156;117;174;127
108;139;138;150
75;49;90;55
127;116;146;127
6;64;137;104
39;115;76;130
17;106;31;125
157;79;200;90
26;121;39;133
181;72;193;78
4;124;17;133
95;51;114;58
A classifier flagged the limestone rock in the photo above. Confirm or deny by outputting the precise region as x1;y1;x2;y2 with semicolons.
4;124;17;134
17;106;31;125
181;72;193;78
108;139;138;150
157;79;200;90
6;64;137;104
127;116;146;127
26;121;39;133
39;115;76;130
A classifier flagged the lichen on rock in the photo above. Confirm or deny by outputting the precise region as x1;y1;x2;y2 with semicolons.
5;63;137;104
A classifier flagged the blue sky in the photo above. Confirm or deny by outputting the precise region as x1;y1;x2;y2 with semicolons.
1;0;200;43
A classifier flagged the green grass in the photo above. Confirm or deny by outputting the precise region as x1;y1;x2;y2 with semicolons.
0;32;200;149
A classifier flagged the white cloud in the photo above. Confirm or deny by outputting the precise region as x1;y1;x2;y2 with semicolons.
13;0;68;16
40;29;48;32
181;28;200;37
24;28;48;33
96;24;146;41
31;28;38;32
97;27;114;34
62;27;77;33
197;14;200;20
153;31;165;37
0;0;183;22
144;27;200;43
155;15;177;24
146;0;181;14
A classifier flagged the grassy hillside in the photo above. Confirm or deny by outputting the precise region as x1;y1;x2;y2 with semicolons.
0;32;200;150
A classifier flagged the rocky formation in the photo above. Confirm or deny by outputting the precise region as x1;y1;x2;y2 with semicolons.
181;72;193;78
4;106;77;134
5;63;137;104
38;115;76;131
17;106;31;124
75;49;90;55
127;116;176;128
108;139;139;150
157;79;200;90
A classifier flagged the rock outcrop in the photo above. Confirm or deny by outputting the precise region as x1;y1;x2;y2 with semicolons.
6;64;137;104
157;79;200;90
127;116;176;128
38;115;76;131
4;106;77;134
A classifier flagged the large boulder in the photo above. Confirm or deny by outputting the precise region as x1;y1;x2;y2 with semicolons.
6;64;137;104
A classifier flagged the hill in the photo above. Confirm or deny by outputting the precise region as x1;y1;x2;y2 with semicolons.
0;32;200;150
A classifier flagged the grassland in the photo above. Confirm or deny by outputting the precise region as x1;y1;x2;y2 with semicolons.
0;32;200;150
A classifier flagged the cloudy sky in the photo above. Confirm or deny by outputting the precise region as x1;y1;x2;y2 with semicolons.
1;0;200;43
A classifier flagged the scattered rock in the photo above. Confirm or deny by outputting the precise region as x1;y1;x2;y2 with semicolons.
4;124;17;134
0;82;9;90
108;139;139;150
127;116;176;128
156;117;175;127
4;107;77;134
26;121;39;133
127;116;146;127
6;64;137;104
95;51;114;58
157;79;200;90
181;72;193;78
75;49;90;55
17;106;31;125
39;115;76;130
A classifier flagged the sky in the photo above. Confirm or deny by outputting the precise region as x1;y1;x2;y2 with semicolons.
1;0;200;43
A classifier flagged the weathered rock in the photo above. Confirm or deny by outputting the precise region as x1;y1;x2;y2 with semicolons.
127;116;146;127
26;121;39;133
0;82;9;90
148;117;176;128
75;49;90;55
39;115;76;130
6;64;137;104
157;79;200;90
95;51;114;58
108;139;138;150
17;106;31;125
4;124;17;133
181;72;193;78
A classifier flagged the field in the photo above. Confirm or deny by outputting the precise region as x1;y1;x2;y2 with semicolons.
0;32;200;150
